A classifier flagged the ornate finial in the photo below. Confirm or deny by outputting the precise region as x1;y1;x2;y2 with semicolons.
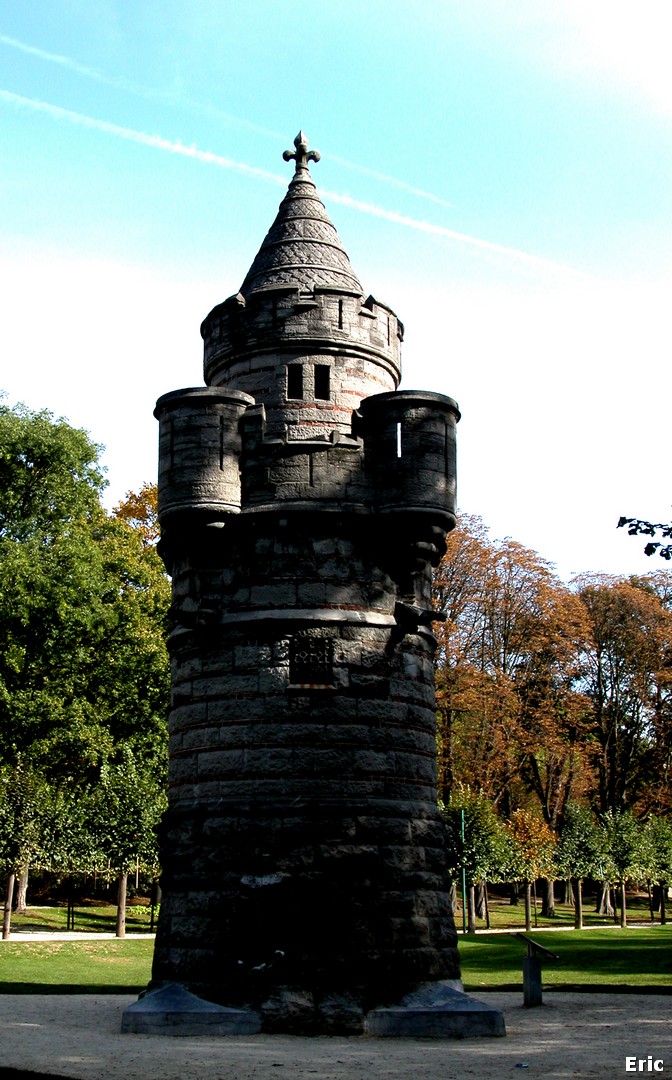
283;130;321;173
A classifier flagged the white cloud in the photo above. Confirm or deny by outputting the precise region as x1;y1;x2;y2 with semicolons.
558;0;672;114
455;0;672;115
0;246;213;504
395;274;672;579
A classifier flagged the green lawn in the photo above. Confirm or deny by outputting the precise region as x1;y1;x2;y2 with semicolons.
1;927;670;995
459;926;672;992
10;902;156;935
12;894;662;937
456;893;661;932
0;938;154;993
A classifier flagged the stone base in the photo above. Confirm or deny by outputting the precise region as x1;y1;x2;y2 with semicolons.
365;982;506;1038
121;983;261;1037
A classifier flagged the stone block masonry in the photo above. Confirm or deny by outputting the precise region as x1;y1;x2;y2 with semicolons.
131;132;504;1039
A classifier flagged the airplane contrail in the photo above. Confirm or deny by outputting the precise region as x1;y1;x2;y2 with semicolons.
0;88;582;277
0;89;288;186
0;32;455;210
0;33;113;82
0;34;289;141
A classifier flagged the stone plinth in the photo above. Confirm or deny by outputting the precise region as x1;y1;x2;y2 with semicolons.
121;983;261;1036
366;982;506;1038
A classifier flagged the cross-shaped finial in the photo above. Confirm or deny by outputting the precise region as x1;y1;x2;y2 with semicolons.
283;130;321;173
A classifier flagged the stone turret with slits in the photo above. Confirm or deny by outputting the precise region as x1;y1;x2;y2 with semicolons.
141;134;503;1040
200;131;402;441
157;133;458;559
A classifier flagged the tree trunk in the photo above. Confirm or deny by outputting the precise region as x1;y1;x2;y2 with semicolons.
448;881;458;914
3;871;16;940
661;884;667;926
484;882;490;930
574;878;583;930
648;881;655;923
524;883;532;932
620;879;627;928
565;878;574;907
509;882;520;906
150;879;161;933
475;882;486;920
467;883;476;934
541;877;556;917
596;882;614;916
14;864;29;914
116;872;128;939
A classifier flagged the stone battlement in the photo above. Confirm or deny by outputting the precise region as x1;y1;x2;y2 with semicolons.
155;386;459;566
202;287;402;389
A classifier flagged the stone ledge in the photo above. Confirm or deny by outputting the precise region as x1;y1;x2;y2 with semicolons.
218;608;396;626
121;983;261;1037
365;982;506;1039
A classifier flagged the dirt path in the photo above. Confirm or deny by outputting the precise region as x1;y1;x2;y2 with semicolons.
3;992;671;1080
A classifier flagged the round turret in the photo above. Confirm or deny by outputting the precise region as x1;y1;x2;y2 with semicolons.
201;133;402;439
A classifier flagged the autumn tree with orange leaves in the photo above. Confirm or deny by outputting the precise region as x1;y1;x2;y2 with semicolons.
114;482;160;547
434;514;672;919
575;573;672;816
434;516;595;824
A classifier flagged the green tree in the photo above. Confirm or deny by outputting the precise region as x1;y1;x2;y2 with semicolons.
505;809;556;932
618;516;672;560
644;817;672;925
0;400;170;907
0;398;105;543
89;748;166;937
0;401;170;778
555;803;604;929
0;763;48;937
444;785;510;932
601;809;647;928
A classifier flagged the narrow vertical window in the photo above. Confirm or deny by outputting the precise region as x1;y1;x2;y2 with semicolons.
219;415;225;471
315;364;330;401
396;421;402;458
287;364;303;399
338;297;344;329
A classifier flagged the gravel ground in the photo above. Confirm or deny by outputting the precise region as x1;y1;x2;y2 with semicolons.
3;992;672;1080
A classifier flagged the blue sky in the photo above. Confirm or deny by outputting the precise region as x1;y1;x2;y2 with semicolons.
1;0;671;580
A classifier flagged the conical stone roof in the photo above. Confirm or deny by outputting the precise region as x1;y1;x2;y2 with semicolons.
239;132;363;298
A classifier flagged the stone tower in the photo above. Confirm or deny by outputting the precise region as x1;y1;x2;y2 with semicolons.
134;134;502;1038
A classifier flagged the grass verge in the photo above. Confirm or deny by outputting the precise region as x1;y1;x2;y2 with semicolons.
10;903;155;935
0;939;154;994
459;926;672;992
1;927;669;995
